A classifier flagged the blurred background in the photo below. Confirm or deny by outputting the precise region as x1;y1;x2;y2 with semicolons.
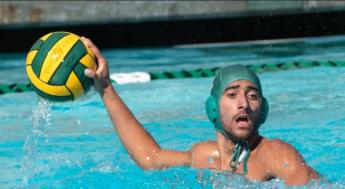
1;1;345;25
2;1;345;52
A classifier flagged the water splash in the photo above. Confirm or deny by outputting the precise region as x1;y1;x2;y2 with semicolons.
195;169;345;189
19;96;97;188
90;161;118;173
21;98;52;186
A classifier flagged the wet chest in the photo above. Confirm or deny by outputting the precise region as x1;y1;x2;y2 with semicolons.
208;154;272;181
233;157;272;181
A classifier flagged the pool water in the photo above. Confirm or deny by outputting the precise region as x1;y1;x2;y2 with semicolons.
1;35;345;188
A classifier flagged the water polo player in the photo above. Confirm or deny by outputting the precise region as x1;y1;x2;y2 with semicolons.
81;37;319;186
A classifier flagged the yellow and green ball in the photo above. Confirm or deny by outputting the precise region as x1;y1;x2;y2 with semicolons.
25;31;97;101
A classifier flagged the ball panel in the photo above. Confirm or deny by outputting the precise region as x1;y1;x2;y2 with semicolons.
26;50;38;66
39;34;80;83
40;32;53;41
33;84;74;101
66;71;84;99
26;65;71;96
29;39;44;52
79;53;97;70
49;40;87;85
74;63;93;93
31;32;68;77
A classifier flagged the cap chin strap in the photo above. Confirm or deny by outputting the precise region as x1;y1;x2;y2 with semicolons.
229;140;250;175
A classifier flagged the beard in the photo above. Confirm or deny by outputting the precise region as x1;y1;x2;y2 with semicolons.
220;111;261;143
222;123;259;143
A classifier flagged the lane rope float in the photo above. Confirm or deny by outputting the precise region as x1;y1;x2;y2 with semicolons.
1;60;345;95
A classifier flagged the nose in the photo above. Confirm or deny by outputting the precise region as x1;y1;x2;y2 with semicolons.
237;93;249;110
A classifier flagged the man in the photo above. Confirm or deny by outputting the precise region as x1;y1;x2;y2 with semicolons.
81;37;319;186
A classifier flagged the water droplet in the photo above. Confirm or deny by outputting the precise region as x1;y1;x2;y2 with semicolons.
208;157;214;164
283;162;289;168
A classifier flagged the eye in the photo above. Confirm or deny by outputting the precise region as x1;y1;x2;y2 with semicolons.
247;92;259;100
226;92;236;98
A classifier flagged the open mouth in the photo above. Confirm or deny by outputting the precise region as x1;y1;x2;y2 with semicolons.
235;115;250;127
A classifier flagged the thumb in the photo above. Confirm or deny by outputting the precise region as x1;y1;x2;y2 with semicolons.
84;69;96;78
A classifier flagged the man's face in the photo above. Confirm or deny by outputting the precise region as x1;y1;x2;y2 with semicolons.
219;80;262;141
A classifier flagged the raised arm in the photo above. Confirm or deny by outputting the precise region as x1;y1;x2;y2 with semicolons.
81;37;192;169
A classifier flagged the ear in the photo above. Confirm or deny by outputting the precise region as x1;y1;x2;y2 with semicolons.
206;96;218;125
260;97;269;124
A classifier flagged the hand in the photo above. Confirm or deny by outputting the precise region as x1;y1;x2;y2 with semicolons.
80;37;112;95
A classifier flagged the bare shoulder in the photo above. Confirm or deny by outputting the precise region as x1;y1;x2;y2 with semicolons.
258;138;299;155
190;141;219;157
189;141;220;169
256;138;319;185
257;138;302;167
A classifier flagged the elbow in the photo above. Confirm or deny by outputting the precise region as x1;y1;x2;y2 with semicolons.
138;161;167;170
138;161;157;170
136;155;162;170
135;157;156;170
140;164;157;170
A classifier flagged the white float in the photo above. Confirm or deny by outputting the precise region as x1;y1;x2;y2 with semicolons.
110;72;151;85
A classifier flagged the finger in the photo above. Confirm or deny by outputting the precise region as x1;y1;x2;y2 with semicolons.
84;68;96;78
80;37;108;78
80;37;106;63
95;58;106;75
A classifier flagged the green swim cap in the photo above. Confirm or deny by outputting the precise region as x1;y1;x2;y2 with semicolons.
205;65;269;137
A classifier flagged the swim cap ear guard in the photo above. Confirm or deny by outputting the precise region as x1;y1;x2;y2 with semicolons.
206;95;225;135
205;65;269;136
